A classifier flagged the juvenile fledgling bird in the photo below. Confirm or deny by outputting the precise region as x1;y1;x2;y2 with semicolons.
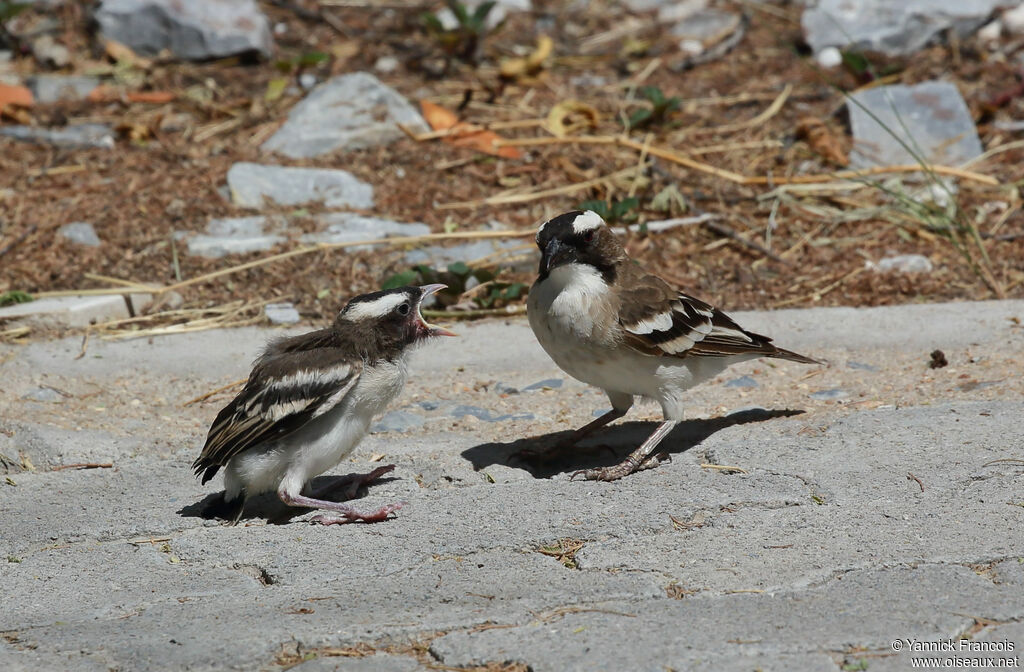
193;285;454;524
527;210;818;482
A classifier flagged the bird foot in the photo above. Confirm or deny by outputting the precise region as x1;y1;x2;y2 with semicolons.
308;501;405;525
569;452;670;482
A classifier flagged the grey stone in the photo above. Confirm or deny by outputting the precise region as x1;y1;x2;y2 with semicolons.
298;73;317;90
227;162;374;210
372;410;426;433
846;360;879;372
262;72;427;158
847;81;982;169
27;75;100;103
0;124;115;149
418;400;440;411
95;0;273;60
871;254;934;274
22;387;64;403
185;216;286;258
803;0;1003;56
264;302;300;325
724;375;758;388
449;405;534;422
669;8;741;47
0;294;151;329
405;240;528;269
809;388;848;400
301;213;429;249
494;382;520;395
58;222;101;247
522;378;563;392
374;56;399;73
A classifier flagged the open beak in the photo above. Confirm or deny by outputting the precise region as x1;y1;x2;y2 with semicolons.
542;238;575;274
417;284;457;337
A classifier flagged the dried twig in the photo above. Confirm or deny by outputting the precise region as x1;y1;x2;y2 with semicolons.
51;462;113;471
437;165;645;210
689;84;792;134
704;219;785;263
907;472;924;492
183;378;248;407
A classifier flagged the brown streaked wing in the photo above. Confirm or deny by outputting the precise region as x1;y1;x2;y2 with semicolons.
192;347;362;484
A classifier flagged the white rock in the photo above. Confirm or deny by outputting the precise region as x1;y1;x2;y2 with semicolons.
58;221;102;247
815;46;843;69
265;302;300;324
227;163;374;209
1004;3;1024;35
868;254;934;274
0;124;115;149
96;0;273;60
261;71;428;158
977;19;1003;43
374;56;399;73
0;294;151;329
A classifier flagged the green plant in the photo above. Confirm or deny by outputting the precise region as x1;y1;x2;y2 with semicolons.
266;51;329;101
381;261;525;310
579;197;639;225
0;290;32;307
421;0;497;65
625;86;681;131
0;2;29;49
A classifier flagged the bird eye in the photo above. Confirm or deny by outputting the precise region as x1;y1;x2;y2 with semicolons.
398;303;410;315
582;230;596;243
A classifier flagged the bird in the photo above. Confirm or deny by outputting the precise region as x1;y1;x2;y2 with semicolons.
526;210;818;482
192;284;455;524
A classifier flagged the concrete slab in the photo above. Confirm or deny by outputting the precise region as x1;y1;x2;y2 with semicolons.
0;300;1022;670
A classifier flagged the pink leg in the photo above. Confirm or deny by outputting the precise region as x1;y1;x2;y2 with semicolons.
278;465;404;525
311;464;396;501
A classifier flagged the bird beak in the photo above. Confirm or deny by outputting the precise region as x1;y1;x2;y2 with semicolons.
542;238;575;274
417;284;457;338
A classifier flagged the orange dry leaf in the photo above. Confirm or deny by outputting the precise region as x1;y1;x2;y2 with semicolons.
796;116;849;167
125;91;176;104
0;83;33;114
419;100;523;160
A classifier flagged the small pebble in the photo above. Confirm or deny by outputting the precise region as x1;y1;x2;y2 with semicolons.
23;387;63;403
815;46;842;68
58;221;102;247
372;410;426;433
522;378;563;392
846;361;879;372
724;375;758;388
809;388;848;401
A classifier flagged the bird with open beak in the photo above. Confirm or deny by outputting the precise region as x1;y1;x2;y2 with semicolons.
527;211;819;481
193;284;455;524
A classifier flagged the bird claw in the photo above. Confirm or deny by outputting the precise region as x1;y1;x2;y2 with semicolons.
308;501;406;525
569;467;624;482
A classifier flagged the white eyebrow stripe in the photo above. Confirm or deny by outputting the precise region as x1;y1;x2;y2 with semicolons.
345;293;407;320
571;210;605;234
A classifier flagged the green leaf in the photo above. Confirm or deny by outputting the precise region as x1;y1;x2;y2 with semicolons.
447;0;470;26
638;86;664;106
612;197;639;220
296;51;329;67
472;268;496;283
841;50;870;75
628;108;652;129
381;270;419;290
421;12;444;32
0;290;32;307
0;2;29;23
447;261;471;276
579;199;609;218
471;1;496;26
273;59;295;74
502;282;526;300
664;97;682;113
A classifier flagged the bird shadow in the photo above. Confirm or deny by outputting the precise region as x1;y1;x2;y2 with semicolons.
461;408;805;479
176;473;399;525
